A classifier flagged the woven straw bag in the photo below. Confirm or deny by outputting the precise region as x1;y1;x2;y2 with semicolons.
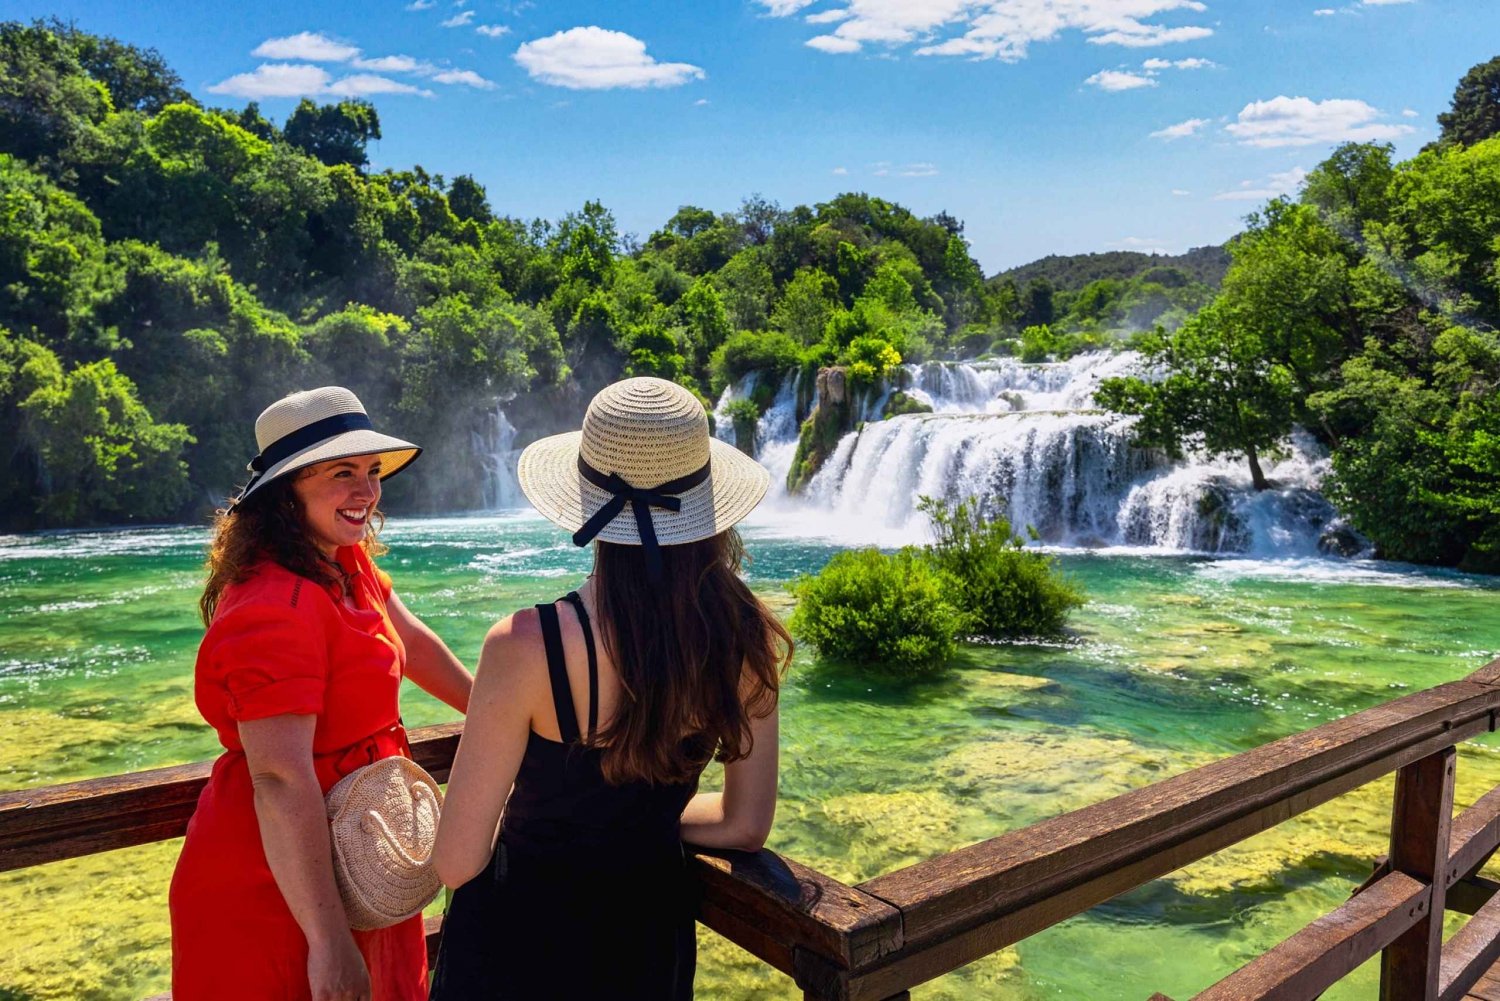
325;755;444;930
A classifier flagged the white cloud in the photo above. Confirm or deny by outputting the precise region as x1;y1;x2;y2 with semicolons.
327;74;433;97
761;0;818;13
808;34;863;52
1169;56;1215;68
441;10;476;27
1171;188;1191;195
251;32;359;62
694;98;710;106
1361;0;1415;5
514;27;704;89
766;0;1212;60
1313;7;1336;13
898;162;939;176
476;24;511;37
1086;69;1157;91
432;69;497;89
832;166;849;174
1142;56;1171;68
1113;236;1171;253
1402;107;1418;117
1150;116;1209;138
207;63;332;98
353;55;435;74
1214;166;1307;200
1226;95;1415;147
405;0;436;8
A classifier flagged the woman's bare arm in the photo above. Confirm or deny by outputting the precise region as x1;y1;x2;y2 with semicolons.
387;591;473;713
431;610;542;888
680;703;779;852
239;714;370;1001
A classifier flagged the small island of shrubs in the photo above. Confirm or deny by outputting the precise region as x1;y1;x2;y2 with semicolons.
789;496;1084;676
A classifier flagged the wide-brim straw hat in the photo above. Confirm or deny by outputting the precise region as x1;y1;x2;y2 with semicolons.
518;377;770;552
230;386;421;508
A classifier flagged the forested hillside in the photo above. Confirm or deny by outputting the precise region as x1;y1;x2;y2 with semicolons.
0;20;1023;528
1098;55;1500;570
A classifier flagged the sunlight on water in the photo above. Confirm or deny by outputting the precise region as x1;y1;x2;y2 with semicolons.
1;515;1498;999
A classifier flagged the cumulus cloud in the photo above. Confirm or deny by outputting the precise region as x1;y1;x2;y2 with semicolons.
353;54;435;74
441;10;476;27
1402;107;1418;117
208;63;333;98
1150;116;1210;139
405;0;436;8
695;98;710;106
763;0;1213;60
1171;188;1191;195
1313;7;1336;12
1086;69;1157;91
1214;166;1308;201
432;69;497;88
1226;96;1415;147
476;24;511;37
327;74;433;97
251;32;359;62
871;160;939;177
514;27;704;89
1361;0;1415;5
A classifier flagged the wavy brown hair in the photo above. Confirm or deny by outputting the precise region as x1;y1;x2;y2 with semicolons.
589;529;791;786
200;474;387;626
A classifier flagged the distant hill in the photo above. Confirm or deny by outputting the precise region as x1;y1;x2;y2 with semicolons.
992;245;1231;291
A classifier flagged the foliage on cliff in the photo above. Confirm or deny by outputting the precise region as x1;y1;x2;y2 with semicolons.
1097;57;1500;570
0;20;1023;528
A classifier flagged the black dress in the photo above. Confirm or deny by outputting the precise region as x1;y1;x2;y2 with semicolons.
431;592;703;1000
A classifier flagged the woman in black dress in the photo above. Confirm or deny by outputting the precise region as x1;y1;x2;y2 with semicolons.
431;376;791;999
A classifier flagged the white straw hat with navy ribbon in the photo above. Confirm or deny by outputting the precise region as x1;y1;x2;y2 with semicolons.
517;377;770;579
230;387;422;508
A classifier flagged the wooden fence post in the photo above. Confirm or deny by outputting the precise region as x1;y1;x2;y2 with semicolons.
1380;745;1457;1001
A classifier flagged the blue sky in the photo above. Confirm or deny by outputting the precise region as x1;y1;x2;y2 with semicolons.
12;0;1498;271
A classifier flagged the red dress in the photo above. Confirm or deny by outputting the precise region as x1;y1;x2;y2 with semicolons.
169;545;427;1000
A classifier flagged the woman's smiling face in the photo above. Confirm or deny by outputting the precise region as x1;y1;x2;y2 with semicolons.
293;454;382;556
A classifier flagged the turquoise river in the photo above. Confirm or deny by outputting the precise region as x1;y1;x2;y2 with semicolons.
3;514;1500;1000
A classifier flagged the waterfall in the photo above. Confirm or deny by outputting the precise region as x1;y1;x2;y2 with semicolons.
473;404;523;510
740;352;1347;556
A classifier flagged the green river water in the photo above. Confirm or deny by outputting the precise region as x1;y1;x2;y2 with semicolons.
3;514;1500;1000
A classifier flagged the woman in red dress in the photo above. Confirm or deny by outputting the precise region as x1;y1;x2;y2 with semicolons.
170;387;472;1001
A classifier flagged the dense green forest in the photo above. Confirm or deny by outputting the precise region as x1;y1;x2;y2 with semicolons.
3;21;1500;573
0;19;1050;528
1097;54;1500;570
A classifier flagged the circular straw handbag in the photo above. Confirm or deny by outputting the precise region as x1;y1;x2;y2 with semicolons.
325;755;445;930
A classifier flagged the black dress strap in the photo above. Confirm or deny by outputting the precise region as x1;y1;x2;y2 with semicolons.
534;601;581;745
561;591;599;739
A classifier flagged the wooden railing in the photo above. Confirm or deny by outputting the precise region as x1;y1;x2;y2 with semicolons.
7;659;1500;1000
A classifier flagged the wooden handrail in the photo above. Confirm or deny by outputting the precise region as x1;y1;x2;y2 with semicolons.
4;660;1500;1001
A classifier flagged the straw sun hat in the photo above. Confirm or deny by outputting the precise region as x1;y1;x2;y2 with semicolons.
231;387;421;507
518;377;770;577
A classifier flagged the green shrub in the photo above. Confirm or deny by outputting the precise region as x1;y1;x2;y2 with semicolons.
722;397;760;452
838;335;902;386
709;330;800;394
919;496;1084;637
882;390;933;419
790;547;964;676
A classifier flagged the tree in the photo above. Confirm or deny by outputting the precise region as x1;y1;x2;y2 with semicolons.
47;19;191;112
1095;305;1298;490
284;98;381;169
20;356;192;523
448;174;493;224
1302;142;1395;237
550;199;617;285
770;268;839;345
0;22;112;168
1438;56;1500;149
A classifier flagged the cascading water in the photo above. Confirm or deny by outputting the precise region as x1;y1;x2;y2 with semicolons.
726;352;1352;556
473;404;523;509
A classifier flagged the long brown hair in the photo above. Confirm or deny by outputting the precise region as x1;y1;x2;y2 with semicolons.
200;474;387;626
590;529;791;786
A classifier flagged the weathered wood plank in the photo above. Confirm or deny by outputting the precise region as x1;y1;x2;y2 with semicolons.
859;680;1497;955
691;849;903;973
1449;784;1500;887
1381;747;1455;1000
1439;875;1500;1001
1191;871;1426;1000
1449;875;1500;916
0;722;463;872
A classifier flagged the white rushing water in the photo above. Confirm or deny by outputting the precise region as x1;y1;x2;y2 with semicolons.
717;352;1354;556
473;404;523;510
